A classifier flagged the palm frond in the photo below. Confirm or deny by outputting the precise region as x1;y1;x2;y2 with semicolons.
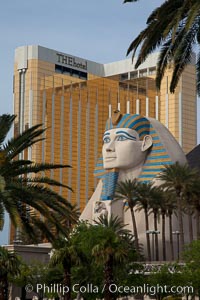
0;201;5;231
197;17;200;43
123;0;139;3
170;24;197;92
1;191;22;228
4;123;45;160
196;51;200;95
18;176;72;190
6;162;71;177
0;246;21;276
95;214;130;236
0;114;75;240
155;39;173;89
0;160;32;177
0;115;16;148
185;3;200;31
126;0;200;94
7;182;72;215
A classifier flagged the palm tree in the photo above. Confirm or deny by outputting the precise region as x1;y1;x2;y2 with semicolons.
186;177;200;239
93;214;134;300
158;162;199;253
49;235;80;300
183;189;196;243
124;0;200;95
0;246;21;300
0;114;75;242
114;179;140;252
94;213;133;237
135;181;153;261
164;192;177;261
159;190;170;261
148;186;163;261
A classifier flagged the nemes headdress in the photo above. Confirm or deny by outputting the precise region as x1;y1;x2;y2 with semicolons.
94;111;173;201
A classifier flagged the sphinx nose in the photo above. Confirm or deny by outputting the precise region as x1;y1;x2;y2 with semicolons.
106;141;115;152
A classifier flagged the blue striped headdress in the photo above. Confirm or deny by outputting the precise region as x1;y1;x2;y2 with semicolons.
94;112;173;201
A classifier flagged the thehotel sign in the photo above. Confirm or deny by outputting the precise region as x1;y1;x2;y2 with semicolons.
56;53;88;71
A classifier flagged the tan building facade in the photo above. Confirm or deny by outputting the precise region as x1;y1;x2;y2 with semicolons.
13;45;197;212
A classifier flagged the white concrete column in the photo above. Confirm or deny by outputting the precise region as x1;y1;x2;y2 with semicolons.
146;97;149;117
179;76;183;146
136;99;140;114
165;76;169;128
126;100;130;113
109;104;112;117
155;95;159;120
28;89;33;161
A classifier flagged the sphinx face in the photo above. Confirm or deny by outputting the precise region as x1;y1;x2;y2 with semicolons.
102;128;152;170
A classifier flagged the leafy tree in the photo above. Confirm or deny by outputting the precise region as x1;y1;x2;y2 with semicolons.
123;0;200;95
14;260;63;300
0;246;21;300
12;261;33;300
70;221;106;300
92;214;137;300
71;216;139;300
49;233;81;300
183;239;200;266
147;264;190;300
12;219;141;300
0;114;76;242
181;240;200;297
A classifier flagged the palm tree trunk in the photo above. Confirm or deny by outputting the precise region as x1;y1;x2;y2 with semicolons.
144;208;151;261
153;211;159;261
130;207;139;252
162;211;166;261
176;192;184;253
63;261;71;300
196;209;200;239
3;277;8;300
0;285;4;300
188;213;193;243
0;277;8;300
169;213;174;261
21;286;26;300
104;255;115;300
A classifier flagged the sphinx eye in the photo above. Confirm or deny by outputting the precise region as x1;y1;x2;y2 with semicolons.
116;135;128;141
103;137;111;144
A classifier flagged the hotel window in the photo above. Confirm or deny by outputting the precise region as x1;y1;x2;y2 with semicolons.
139;69;147;77
120;73;128;81
55;64;87;79
149;67;156;75
130;71;138;79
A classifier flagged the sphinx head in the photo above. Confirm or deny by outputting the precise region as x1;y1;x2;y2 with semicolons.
94;111;186;201
102;112;153;170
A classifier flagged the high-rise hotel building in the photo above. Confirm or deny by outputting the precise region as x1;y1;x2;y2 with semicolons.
13;45;197;211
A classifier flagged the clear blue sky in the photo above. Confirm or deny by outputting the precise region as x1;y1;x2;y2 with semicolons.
0;0;198;244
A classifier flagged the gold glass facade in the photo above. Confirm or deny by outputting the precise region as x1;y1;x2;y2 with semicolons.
13;46;197;213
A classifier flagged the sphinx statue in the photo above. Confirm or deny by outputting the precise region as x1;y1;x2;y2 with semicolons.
81;111;186;219
80;112;187;257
